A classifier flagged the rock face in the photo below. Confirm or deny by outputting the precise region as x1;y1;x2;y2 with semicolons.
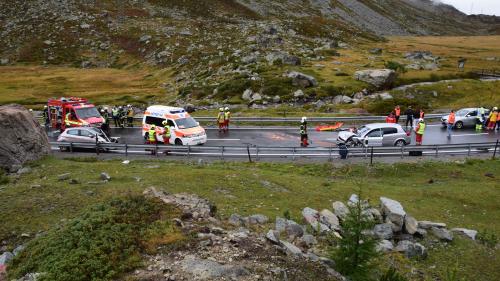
354;69;396;88
380;197;406;232
0;104;50;172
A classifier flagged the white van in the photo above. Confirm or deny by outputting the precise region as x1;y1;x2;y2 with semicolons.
142;105;207;145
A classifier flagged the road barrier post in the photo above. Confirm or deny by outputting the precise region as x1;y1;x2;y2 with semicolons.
400;146;404;159
370;147;374;166
435;146;438;158
256;147;259;161
493;139;499;160
468;144;471;156
187;145;191;158
95;134;99;156
70;142;73;153
329;146;333;162
125;143;128;157
221;146;224;160
292;147;296;161
247;145;252;163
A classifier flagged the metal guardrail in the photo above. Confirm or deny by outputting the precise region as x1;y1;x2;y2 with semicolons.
50;140;499;162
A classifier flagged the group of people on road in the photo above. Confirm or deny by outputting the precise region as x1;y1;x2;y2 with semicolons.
386;105;426;145
98;105;134;135
217;107;231;133
484;107;499;131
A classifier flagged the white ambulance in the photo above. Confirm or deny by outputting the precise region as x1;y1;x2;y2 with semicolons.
142;105;207;145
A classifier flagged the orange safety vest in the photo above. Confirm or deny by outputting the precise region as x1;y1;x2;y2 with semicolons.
448;113;455;124
490;112;498;122
395;108;400;116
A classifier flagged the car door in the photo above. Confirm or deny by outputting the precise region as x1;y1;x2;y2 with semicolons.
464;110;477;127
364;129;383;147
65;129;80;142
381;127;398;146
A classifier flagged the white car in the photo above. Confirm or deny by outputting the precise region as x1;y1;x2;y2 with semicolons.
57;127;118;150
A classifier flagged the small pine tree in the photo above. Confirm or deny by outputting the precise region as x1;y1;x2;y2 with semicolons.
331;194;379;280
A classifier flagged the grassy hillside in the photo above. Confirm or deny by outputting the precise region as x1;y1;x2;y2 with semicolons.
0;157;499;280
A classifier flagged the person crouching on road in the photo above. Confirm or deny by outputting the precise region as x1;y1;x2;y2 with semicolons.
217;107;225;133
162;120;171;145
487;108;498;130
475;116;483;131
224;107;231;132
446;110;455;139
415;119;426;145
386;112;396;123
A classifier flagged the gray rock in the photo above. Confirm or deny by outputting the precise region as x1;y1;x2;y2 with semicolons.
180;255;249;279
251;93;262;102
58;173;71;181
332;201;349;221
81;61;92;68
17;167;32;174
80;23;90;29
100;172;111;181
144;187;215;219
404;215;418;235
395;240;427;258
373;223;393;240
380;197;406;232
0;58;9;65
13;245;25;256
280;240;302;256
416;228;427;236
285;224;304;239
14;272;43;281
299;234;317;247
369;48;383;55
354;69;397;88
0;105;50;172
423;63;439;70
418;221;446;229
242;89;253;101
275;217;298;233
266;229;280;244
451;228;477;240
287;71;318;88
179;29;192;36
333;95;352;104
405;63;422;70
177;56;189;65
248;214;268;224
0;251;13;265
363;208;382;222
302;207;329;233
272;95;281;103
376;240;394;253
282;55;301;65
228;214;245;226
139;35;152;43
241;54;257;64
430;227;453;241
293;89;305;98
319;209;340;230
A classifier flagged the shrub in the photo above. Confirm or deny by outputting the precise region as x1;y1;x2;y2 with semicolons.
8;196;180;281
330;193;379;280
385;61;407;73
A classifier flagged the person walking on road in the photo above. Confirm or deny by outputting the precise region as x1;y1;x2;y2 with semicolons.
224;107;231;132
415;119;426;145
404;106;414;129
394;105;401;123
111;106;119;127
217;107;225;133
446;110;455;139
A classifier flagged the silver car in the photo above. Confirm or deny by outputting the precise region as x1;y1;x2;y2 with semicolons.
57;127;118;151
337;123;411;147
441;108;490;129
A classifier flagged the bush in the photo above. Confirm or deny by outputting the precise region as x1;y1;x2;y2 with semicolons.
8;196;179;281
330;193;379;280
385;61;407;73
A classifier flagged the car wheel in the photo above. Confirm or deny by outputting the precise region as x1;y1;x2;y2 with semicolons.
394;139;406;147
175;139;183;146
455;121;464;129
59;146;67;152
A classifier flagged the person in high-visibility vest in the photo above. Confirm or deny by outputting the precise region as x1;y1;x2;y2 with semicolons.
162;120;171;145
415;119;426;145
217;107;225;132
475;116;483;131
42;105;49;126
65;111;81;128
394;105;401;123
224;107;231;132
147;125;157;144
447;110;455;139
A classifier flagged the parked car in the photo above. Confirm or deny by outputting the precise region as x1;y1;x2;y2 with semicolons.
57;127;118;151
337;123;411;147
441;108;490;129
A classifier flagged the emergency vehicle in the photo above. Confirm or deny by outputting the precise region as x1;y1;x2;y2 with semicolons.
47;97;104;130
142;105;207;146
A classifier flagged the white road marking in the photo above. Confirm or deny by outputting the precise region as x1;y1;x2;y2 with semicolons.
207;138;241;141
452;133;489;137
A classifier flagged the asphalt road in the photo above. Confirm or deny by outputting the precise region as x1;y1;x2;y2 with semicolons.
50;124;499;147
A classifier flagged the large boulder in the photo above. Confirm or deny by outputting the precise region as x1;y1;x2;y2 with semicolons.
302;207;329;233
404;215;418;235
354;69;396;88
287;71;318;88
373;223;393;240
380;197;406;232
319;209;340;231
332;201;349;221
395;240;427;259
0;105;50;172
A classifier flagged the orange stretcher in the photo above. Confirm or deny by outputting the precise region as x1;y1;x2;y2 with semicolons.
315;122;344;132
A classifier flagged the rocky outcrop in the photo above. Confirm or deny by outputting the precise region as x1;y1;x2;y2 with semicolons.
0;104;50;172
287;71;318;88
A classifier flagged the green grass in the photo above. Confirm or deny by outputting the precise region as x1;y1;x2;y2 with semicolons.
0;157;499;280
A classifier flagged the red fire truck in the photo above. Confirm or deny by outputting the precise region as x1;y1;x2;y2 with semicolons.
47;97;104;131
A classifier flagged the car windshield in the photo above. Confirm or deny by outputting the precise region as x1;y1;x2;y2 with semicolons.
455;109;469;116
357;126;370;136
176;117;198;129
75;107;101;119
